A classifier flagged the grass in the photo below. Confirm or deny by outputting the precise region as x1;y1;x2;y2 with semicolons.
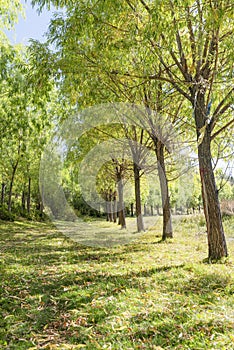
0;215;234;349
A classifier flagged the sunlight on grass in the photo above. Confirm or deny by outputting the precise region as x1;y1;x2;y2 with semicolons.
0;216;233;349
53;216;160;248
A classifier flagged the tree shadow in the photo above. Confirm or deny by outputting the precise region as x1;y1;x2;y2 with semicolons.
1;221;233;349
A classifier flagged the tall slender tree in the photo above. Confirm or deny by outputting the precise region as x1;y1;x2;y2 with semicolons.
31;0;233;259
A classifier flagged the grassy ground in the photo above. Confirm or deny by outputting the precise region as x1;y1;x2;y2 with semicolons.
0;215;233;349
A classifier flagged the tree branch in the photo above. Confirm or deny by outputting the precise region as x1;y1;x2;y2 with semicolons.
139;0;151;13
185;6;196;66
211;117;234;140
201;30;219;79
169;1;190;78
156;55;193;102
205;33;219;108
211;87;234;123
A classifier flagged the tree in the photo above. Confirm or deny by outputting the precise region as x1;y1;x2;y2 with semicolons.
0;40;59;218
118;0;233;260
29;0;177;238
30;0;233;259
138;0;233;260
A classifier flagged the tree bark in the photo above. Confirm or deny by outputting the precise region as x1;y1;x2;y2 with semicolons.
133;163;144;232
156;204;160;215
130;203;134;217
113;191;117;223
117;173;126;229
198;131;228;260
1;183;6;206
37;195;44;216
22;187;26;211
154;138;173;240
38;182;44;216
8;161;19;213
104;192;109;221
108;190;113;222
144;204;147;216
194;92;228;260
27;177;31;214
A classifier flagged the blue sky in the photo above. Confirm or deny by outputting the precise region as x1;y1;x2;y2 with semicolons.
5;0;55;44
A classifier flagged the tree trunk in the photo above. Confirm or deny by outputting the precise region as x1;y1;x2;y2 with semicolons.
198;132;228;260
8;162;19;213
27;177;31;214
113;191;117;223
154;139;173;240
38;184;44;216
105;192;109;221
117;174;126;229
194;92;228;260
110;190;114;222
37;195;44;216
133;163;144;232
156;204;160;215
151;205;154;216
1;183;6;206
22;187;26;211
130;203;134;217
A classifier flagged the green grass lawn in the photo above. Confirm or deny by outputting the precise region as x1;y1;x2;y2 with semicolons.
0;215;233;349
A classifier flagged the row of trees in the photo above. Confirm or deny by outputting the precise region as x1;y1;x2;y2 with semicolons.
32;0;233;260
1;0;233;261
0;22;72;219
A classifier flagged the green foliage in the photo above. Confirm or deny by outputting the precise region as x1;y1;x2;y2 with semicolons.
72;191;103;218
0;0;23;30
216;169;234;201
0;40;64;220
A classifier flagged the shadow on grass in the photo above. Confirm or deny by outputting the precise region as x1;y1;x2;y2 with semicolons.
1;220;233;349
1;262;232;348
0;224;177;268
127;309;233;349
